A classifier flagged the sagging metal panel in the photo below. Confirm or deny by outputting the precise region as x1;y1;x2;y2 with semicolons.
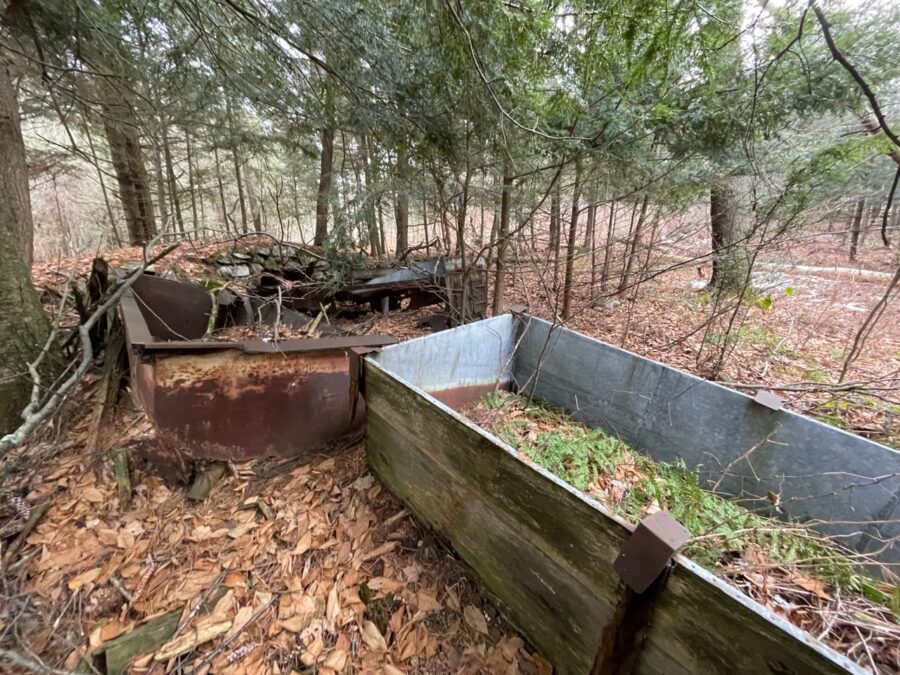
121;274;395;474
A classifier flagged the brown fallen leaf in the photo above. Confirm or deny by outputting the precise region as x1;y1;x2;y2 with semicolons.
463;605;489;635
791;575;831;600
360;620;388;652
68;567;102;591
323;649;348;672
154;619;232;660
416;591;440;613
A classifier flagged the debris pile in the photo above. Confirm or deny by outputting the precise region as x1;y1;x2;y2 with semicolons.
204;243;487;329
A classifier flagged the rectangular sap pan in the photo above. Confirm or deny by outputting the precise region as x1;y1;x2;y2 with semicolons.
365;333;864;674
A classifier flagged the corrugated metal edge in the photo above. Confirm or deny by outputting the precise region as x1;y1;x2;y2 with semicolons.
363;353;867;675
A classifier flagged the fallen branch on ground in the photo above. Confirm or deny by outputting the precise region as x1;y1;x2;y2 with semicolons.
1;499;52;566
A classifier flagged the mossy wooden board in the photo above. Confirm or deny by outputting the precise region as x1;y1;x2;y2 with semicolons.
364;359;862;675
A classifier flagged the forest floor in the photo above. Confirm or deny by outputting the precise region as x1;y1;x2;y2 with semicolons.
2;232;896;674
501;241;899;446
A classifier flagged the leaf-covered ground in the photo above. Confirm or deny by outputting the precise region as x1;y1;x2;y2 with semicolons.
6;407;549;674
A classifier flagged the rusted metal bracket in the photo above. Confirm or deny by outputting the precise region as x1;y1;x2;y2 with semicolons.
349;347;383;422
592;512;690;675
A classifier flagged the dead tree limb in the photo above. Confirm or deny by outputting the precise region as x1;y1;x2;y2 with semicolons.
812;5;900;150
839;265;900;382
812;4;900;381
1;499;52;565
883;164;899;247
0;649;75;675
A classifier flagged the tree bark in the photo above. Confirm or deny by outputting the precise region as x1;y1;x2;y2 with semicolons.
709;178;748;292
583;200;596;250
0;58;57;433
185;132;199;230
213;147;230;234
101;92;156;245
246;160;262;232
0;61;33;266
315;125;334;246
618;195;649;294
562;158;583;320
455;168;471;257
162;127;185;236
394;145;409;254
80;110;122;247
232;147;248;234
360;133;381;255
849;198;865;262
152;138;169;232
492;162;514;315
550;177;562;284
600;202;616;292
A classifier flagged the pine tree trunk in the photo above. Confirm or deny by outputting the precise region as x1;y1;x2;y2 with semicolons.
213;147;230;234
394;145;409;254
618;194;649;294
81;110;122;246
153;138;169;232
849;198;865;262
315;125;334;246
423;194;430;254
101;93;156;245
583;200;596;249
0;58;57;433
492;162;514;315
455;168;471;257
361;134;381;255
601;202;616;292
246;160;262;233
0;60;33;266
562;158;583;320
162;127;185;236
551;178;562;284
709;178;748;292
185;132;199;230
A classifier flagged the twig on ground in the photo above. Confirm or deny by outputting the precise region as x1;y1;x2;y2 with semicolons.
0;649;76;675
1;500;52;566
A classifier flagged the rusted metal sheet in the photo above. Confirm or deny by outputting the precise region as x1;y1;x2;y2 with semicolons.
121;274;395;477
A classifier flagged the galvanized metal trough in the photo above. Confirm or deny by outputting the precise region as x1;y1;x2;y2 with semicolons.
121;274;395;478
363;313;899;675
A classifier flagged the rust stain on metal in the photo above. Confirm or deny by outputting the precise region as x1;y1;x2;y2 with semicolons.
120;274;395;474
428;382;512;411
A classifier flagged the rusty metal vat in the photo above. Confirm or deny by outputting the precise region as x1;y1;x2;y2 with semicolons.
120;274;395;477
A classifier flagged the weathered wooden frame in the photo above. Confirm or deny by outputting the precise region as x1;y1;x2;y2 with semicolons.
364;314;881;674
